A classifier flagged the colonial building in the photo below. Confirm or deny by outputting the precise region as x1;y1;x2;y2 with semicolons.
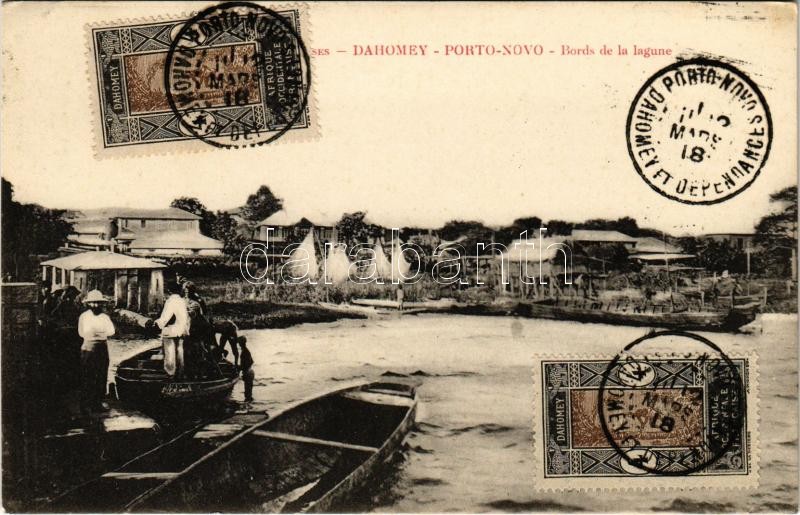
568;229;638;250
128;231;223;257
492;237;592;297
629;236;694;269
632;236;681;254
40;251;165;312
702;232;757;251
254;210;338;250
64;207;223;257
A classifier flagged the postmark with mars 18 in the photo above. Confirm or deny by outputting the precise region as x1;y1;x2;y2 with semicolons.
626;58;772;205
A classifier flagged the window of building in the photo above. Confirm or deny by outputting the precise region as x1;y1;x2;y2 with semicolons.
141;220;146;228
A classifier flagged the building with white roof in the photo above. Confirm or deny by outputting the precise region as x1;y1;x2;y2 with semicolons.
568;229;638;249
64;207;223;257
254;210;338;247
40;251;165;311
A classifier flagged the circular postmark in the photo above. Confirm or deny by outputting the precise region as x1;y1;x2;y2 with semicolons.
598;330;745;476
165;2;311;149
626;58;772;204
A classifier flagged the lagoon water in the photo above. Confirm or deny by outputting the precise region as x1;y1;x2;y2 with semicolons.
113;314;798;512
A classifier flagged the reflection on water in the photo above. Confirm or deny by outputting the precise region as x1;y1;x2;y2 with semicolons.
112;314;798;512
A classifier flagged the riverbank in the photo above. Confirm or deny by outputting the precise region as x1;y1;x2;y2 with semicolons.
208;300;366;330
184;268;796;312
136;270;796;335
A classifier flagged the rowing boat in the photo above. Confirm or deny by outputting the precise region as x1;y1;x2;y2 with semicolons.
114;346;239;411
47;381;418;513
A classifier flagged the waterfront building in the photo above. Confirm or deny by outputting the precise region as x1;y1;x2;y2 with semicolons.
254;210;338;250
702;232;757;251
127;231;223;257
568;229;638;250
63;208;223;257
492;237;587;297
633;237;681;254
629;236;694;270
40;251;165;312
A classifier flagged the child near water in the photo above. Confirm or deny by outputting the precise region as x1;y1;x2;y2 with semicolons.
239;337;255;403
396;283;405;311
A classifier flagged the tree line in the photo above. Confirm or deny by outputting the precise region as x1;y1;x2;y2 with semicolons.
1;178;796;281
174;184;798;277
2;179;74;281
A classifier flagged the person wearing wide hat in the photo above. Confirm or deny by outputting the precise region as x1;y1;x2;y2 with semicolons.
77;290;116;414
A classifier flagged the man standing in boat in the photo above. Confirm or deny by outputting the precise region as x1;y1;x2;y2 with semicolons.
77;290;115;414
182;281;216;378
155;281;191;378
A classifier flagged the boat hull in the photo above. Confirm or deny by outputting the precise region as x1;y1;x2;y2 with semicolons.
131;382;417;512
516;299;757;332
304;385;417;513
47;382;418;513
114;347;239;411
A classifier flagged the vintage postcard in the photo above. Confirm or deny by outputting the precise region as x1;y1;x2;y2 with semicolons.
1;1;797;513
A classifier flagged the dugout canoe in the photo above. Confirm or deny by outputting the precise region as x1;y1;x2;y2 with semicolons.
319;301;434;317
351;298;459;311
317;301;385;317
516;298;758;332
114;345;239;410
47;381;418;513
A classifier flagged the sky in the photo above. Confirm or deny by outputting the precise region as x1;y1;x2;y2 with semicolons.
2;2;796;236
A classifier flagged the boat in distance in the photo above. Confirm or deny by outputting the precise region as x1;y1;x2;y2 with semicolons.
351;298;458;310
340;295;758;332
515;297;759;332
46;381;418;513
114;345;239;409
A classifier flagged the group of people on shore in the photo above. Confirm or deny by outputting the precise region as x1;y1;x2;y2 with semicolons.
43;277;255;416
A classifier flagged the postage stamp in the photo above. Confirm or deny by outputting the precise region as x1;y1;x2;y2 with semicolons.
532;331;759;490
89;2;317;155
626;58;772;205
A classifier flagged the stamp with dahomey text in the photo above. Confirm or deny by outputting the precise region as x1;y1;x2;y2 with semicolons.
88;2;317;156
532;331;759;490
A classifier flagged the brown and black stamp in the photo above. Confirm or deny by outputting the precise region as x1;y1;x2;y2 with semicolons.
532;331;759;489
597;331;746;477
90;2;315;153
165;2;311;149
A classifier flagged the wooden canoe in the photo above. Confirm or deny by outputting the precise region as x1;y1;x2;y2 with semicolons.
317;301;386;317
516;298;758;332
351;298;459;311
47;381;418;513
114;346;239;411
319;301;433;316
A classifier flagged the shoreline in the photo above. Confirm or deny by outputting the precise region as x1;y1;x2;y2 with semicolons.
205;297;797;334
116;296;796;337
207;300;368;330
